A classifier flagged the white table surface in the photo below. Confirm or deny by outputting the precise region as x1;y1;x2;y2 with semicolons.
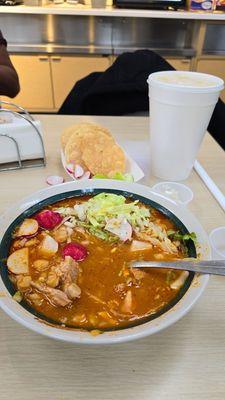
0;115;225;400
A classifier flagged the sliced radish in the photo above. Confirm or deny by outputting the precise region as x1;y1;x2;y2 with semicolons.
62;242;87;261
35;210;63;230
105;218;132;242
66;163;74;174
79;171;91;180
74;164;84;179
7;248;29;275
46;175;64;186
38;235;59;258
16;218;39;238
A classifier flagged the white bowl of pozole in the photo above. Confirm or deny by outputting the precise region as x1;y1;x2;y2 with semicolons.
0;180;210;344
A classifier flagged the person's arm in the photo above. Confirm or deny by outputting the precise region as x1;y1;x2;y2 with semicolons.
0;31;20;98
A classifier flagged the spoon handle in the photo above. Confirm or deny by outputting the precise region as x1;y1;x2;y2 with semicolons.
131;260;225;276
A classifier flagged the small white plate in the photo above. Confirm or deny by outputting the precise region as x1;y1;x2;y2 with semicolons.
61;149;145;182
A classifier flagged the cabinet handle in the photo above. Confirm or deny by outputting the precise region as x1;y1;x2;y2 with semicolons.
181;60;190;64
51;57;62;62
38;56;48;61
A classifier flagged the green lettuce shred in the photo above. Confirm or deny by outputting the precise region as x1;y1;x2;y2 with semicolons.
93;172;134;182
93;174;107;179
89;227;119;242
167;230;197;243
83;193;150;229
13;291;23;303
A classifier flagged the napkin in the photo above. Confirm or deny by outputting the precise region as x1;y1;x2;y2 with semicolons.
0;115;44;164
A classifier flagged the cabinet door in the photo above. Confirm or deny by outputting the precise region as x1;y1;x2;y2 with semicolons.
51;56;110;109
197;58;225;102
166;58;191;71
2;55;54;111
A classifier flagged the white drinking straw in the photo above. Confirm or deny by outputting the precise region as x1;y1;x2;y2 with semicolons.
194;160;225;212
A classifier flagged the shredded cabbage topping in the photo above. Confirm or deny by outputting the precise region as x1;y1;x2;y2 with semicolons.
56;193;150;241
55;193;197;249
78;193;150;228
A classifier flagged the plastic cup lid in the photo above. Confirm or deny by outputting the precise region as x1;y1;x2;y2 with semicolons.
147;71;224;93
152;182;194;206
209;227;225;259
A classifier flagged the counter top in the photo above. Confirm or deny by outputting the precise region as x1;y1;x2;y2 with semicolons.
0;3;225;19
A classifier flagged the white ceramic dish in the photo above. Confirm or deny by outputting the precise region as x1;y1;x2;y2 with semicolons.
61;149;145;182
0;180;210;344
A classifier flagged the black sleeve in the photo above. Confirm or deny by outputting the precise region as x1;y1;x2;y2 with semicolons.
0;30;20;98
208;98;225;150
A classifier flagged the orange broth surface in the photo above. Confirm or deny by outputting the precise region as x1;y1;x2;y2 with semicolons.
9;196;189;330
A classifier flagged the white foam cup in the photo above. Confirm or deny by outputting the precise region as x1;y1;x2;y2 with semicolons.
147;71;224;181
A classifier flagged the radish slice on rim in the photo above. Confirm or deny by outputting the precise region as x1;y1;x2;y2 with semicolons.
16;218;39;238
38;235;59;258
74;164;84;179
7;248;29;274
35;210;63;230
66;163;74;174
46;175;64;186
62;242;87;261
79;171;91;180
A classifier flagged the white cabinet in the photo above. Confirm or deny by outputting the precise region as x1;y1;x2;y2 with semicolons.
2;55;54;111
2;54;110;112
166;58;191;71
50;56;110;109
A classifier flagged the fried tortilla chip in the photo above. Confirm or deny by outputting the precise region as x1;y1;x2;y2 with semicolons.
62;122;111;150
82;143;126;175
60;125;77;150
65;147;86;170
62;122;126;176
65;124;114;165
